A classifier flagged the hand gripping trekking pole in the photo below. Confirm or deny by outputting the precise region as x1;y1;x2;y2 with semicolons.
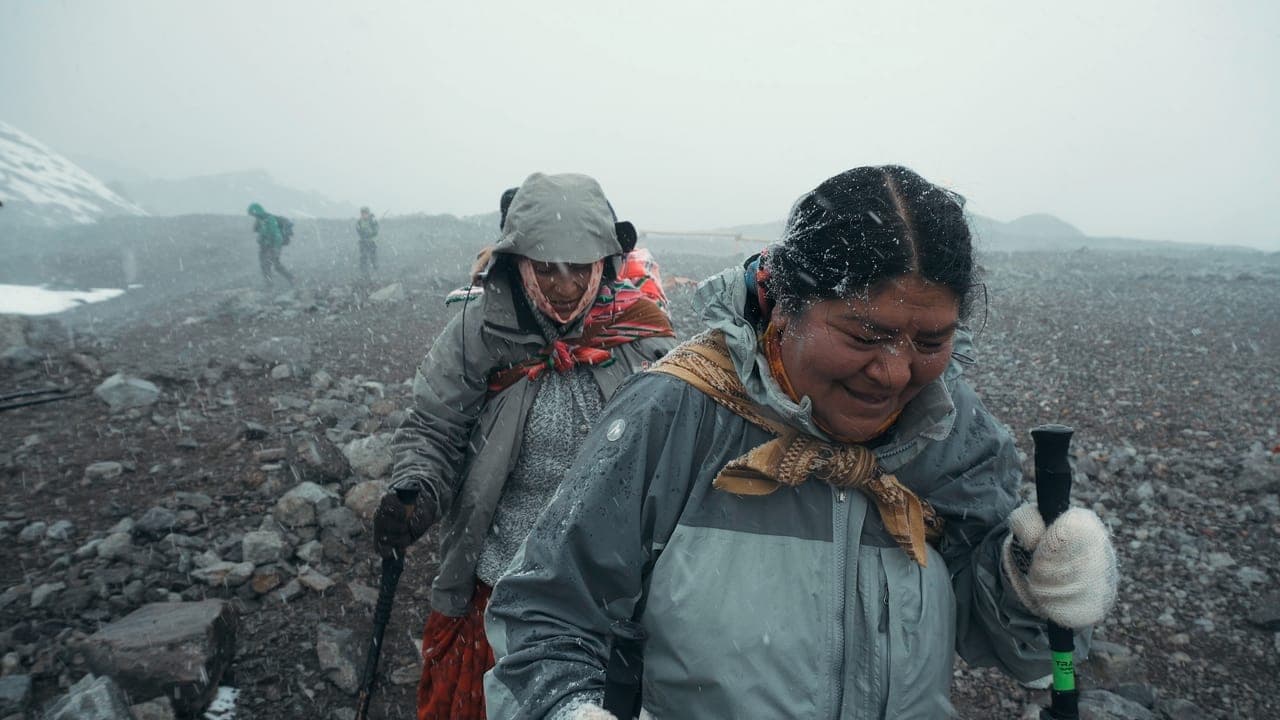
1031;424;1079;720
355;485;420;720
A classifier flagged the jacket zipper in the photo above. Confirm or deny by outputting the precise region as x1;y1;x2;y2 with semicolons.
830;486;849;719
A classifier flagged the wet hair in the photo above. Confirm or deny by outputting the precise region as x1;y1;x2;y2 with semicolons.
764;165;977;320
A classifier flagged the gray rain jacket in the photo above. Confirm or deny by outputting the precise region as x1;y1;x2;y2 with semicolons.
389;173;676;617
485;265;1064;719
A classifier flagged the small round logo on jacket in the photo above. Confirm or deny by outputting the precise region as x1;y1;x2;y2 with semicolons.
606;419;626;442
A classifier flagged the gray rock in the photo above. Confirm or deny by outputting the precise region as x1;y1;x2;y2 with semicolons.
190;561;254;587
341;433;395;479
1239;456;1279;493
0;345;44;369
0;674;30;717
133;507;178;540
368;282;405;303
30;581;65;609
270;363;293;380
1236;566;1269;588
1084;641;1144;688
42;674;135;720
273;481;340;528
45;520;75;542
298;567;335;593
97;532;134;562
290;434;351;482
309;399;370;426
247;336;312;366
319;506;361;539
80;600;236;718
1248;591;1280;631
17;521;47;544
344;479;386;521
316;623;361;694
85;461;124;481
129;696;176;720
241;421;270;440
173;492;213;511
1112;683;1156;709
241;530;287;566
1154;698;1204;720
1078;689;1154;719
295;539;324;566
94;373;160;411
311;369;334;390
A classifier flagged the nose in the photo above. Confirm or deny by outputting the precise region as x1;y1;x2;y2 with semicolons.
864;342;912;390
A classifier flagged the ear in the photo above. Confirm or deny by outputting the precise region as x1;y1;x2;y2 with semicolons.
615;221;637;253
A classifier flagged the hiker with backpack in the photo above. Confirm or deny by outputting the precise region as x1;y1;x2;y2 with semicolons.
247;202;295;288
482;166;1119;719
372;173;678;720
356;206;380;278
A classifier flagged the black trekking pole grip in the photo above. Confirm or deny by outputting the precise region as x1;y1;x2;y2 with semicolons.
355;485;421;720
602;620;647;720
1031;424;1078;720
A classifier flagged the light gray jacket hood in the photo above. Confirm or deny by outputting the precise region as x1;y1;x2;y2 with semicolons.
492;173;623;263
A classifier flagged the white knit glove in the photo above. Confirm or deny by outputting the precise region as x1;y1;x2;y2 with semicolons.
1001;503;1118;629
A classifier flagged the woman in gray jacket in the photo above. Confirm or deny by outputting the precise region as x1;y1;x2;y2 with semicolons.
373;173;677;720
484;166;1118;719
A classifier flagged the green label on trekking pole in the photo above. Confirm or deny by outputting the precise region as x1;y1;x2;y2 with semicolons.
1051;651;1076;691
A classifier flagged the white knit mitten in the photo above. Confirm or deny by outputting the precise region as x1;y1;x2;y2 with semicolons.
567;707;619;720
1002;503;1118;628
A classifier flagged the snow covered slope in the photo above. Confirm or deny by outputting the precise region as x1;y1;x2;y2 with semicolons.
0;121;147;227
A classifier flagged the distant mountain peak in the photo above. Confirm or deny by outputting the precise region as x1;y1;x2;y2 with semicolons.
0;121;147;226
1004;213;1085;238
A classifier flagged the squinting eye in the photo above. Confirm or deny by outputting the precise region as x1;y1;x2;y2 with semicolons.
914;339;948;353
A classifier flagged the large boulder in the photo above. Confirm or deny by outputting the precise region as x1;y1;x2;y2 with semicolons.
42;674;136;720
342;433;395;479
79;600;237;718
94;373;160;411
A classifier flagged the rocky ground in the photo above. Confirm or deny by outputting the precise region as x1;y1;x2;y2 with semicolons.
1;231;1278;719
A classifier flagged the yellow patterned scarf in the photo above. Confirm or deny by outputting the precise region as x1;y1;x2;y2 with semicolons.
649;331;943;566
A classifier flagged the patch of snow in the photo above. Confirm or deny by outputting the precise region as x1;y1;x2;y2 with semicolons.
203;686;239;720
0;283;126;315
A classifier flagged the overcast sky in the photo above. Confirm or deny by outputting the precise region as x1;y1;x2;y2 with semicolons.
2;0;1276;248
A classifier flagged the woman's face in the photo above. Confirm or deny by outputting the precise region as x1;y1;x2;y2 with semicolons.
530;260;596;317
778;274;960;442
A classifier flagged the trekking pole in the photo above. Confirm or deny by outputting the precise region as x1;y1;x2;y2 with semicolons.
1031;424;1079;720
355;485;420;720
602;620;646;720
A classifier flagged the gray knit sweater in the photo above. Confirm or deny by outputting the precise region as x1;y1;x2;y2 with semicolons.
474;363;604;586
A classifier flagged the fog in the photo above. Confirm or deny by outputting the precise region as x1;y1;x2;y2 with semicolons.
1;0;1277;246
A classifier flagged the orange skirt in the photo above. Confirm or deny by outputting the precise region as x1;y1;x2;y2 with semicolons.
416;582;495;720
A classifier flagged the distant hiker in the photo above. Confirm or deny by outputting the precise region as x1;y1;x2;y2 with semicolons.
483;166;1119;719
356;206;380;278
373;173;676;720
247;202;295;287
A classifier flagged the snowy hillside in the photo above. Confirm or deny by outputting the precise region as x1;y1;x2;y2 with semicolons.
0;121;147;227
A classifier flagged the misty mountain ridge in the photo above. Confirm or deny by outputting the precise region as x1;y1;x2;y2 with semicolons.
0;121;147;228
72;160;359;219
